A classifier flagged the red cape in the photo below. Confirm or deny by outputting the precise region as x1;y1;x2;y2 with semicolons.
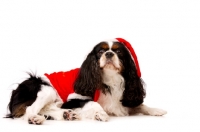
44;68;100;102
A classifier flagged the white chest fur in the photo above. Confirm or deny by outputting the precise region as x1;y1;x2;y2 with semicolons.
97;69;129;116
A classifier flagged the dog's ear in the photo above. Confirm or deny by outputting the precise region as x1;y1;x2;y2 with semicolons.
74;50;102;98
121;48;146;108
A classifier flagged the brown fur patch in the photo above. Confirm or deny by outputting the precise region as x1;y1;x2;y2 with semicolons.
12;100;34;117
101;43;109;49
111;44;119;50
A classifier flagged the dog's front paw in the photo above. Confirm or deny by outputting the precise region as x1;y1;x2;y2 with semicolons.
28;115;45;125
148;108;167;116
63;109;80;121
95;110;109;122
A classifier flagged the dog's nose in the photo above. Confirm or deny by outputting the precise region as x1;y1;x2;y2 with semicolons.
105;52;114;58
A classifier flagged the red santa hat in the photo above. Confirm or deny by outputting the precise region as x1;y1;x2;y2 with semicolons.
45;38;141;102
115;38;141;77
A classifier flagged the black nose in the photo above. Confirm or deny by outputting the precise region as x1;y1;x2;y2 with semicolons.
105;52;114;58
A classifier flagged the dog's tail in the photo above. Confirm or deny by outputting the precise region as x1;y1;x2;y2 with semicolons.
5;73;50;118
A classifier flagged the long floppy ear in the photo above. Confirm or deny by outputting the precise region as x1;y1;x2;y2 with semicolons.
74;50;102;98
121;48;146;108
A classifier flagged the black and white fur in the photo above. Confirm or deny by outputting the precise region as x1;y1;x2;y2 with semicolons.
6;74;79;124
6;40;167;124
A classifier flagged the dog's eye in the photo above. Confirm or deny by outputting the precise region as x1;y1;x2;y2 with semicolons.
116;49;121;53
99;49;105;54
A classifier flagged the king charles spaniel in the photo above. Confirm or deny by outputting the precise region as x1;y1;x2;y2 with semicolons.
6;38;167;124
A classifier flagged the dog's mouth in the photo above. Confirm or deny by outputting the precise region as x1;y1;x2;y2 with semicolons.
105;59;113;64
102;59;119;71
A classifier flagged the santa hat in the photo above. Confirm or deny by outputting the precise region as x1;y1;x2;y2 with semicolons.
115;38;141;77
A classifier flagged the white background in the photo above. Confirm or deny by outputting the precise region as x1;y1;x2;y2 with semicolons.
0;0;200;131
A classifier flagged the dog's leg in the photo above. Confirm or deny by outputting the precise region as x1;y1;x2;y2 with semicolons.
23;85;78;124
23;85;56;124
39;103;80;121
132;104;167;116
76;101;109;121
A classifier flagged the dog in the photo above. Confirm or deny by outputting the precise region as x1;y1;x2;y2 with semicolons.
6;38;167;124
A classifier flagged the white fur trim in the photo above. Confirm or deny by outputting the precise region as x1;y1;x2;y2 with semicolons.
67;93;92;101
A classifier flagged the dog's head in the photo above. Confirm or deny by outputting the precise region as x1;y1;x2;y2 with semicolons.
74;38;145;107
97;41;127;73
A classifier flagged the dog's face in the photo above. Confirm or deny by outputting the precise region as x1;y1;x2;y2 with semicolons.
93;41;131;73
